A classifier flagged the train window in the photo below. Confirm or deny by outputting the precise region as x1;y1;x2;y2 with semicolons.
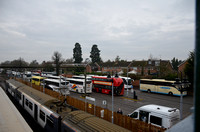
26;99;29;106
33;78;39;81
29;102;33;110
46;115;54;127
16;91;21;100
40;110;45;122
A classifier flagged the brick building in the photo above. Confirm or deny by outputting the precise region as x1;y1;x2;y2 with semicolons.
97;59;173;76
177;60;188;77
62;59;174;77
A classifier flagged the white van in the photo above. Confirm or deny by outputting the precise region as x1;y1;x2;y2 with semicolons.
128;104;180;129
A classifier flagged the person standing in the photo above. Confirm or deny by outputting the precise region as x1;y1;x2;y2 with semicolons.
117;108;123;114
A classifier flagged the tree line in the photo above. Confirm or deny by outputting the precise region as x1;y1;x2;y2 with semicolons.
0;43;101;75
0;42;194;82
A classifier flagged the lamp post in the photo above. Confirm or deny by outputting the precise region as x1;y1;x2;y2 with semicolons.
111;78;114;124
127;67;129;97
126;62;133;97
174;78;190;120
107;74;114;124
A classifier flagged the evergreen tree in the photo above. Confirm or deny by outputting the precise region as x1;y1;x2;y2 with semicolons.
73;43;83;63
171;57;179;71
115;55;120;62
90;44;101;63
184;51;194;86
171;57;182;71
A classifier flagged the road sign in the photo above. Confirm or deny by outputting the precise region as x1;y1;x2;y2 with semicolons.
102;100;107;105
88;104;92;108
86;96;95;102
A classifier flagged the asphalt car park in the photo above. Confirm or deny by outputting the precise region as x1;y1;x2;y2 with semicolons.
69;88;193;119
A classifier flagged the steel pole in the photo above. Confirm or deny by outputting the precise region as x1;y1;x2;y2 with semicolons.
180;91;183;120
85;72;86;96
65;77;66;103
127;67;128;97
194;0;200;131
85;97;86;112
112;78;114;124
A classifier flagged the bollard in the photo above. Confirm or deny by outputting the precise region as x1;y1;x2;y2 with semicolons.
133;91;138;100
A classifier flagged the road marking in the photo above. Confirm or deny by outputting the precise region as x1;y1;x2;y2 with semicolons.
121;97;143;101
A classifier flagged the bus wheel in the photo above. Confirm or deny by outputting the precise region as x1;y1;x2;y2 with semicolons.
168;92;173;96
147;89;151;93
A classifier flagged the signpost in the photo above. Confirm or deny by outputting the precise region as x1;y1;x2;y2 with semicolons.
85;96;96;115
102;100;107;109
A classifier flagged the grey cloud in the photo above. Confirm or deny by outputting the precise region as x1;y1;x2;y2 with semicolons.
0;0;194;63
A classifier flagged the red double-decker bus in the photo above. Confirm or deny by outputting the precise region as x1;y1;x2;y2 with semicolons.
91;76;124;95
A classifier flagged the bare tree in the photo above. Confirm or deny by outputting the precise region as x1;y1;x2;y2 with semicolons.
52;51;63;76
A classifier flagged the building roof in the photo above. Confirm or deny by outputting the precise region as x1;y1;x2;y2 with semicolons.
178;60;188;68
99;61;131;67
139;104;179;117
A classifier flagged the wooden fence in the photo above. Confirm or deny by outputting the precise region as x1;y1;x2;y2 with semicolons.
16;78;166;132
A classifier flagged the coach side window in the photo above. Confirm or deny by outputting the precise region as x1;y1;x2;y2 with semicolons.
40;110;46;122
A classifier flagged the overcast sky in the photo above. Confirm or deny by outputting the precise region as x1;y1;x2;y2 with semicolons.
0;0;195;63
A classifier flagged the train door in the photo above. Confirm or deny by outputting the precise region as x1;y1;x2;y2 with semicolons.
34;104;38;121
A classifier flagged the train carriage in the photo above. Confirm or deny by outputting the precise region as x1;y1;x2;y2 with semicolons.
6;79;130;132
61;110;130;132
6;79;61;132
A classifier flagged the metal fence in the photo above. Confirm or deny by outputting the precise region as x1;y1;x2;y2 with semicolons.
16;78;165;132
